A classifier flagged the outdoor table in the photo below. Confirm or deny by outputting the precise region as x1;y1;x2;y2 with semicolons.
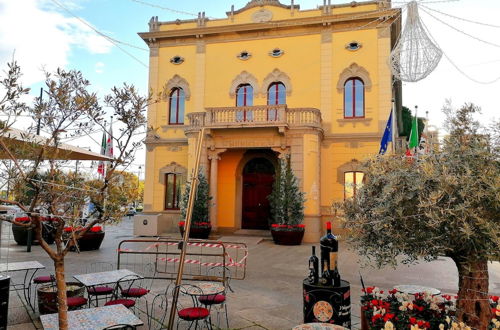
293;323;348;330
73;269;142;287
39;304;143;329
183;281;225;296
0;261;45;311
394;284;441;296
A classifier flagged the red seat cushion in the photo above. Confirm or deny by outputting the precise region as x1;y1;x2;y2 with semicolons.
121;287;149;297
198;294;226;305
178;307;210;320
33;276;53;284
67;297;87;307
105;299;136;308
88;286;113;295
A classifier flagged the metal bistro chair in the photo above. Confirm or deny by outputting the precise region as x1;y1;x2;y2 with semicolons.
173;284;212;330
102;325;137;330
147;284;172;330
104;275;141;310
86;262;115;307
198;266;232;329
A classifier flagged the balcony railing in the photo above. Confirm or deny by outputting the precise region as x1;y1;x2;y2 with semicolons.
186;105;321;131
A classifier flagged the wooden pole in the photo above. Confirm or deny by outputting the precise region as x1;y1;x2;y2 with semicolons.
167;128;205;329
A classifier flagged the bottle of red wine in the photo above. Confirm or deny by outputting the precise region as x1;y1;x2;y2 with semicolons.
320;221;341;286
308;246;319;284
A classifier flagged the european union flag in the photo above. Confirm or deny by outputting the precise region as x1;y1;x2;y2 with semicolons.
379;111;393;155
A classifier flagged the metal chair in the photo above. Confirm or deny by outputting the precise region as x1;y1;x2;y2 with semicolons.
86;262;115;307
104;275;139;310
172;284;212;330
102;325;137;330
198;266;231;329
147;284;172;329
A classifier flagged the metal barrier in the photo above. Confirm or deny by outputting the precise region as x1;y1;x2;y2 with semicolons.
117;238;247;282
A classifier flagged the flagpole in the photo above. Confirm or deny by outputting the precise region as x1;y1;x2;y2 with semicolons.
414;105;419;160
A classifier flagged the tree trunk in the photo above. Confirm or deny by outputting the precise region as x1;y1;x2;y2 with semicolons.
454;259;491;329
54;258;68;330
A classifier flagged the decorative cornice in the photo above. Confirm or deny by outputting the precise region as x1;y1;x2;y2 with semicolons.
227;0;299;16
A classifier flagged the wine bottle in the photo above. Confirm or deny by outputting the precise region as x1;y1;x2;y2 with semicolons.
320;221;341;286
308;246;319;284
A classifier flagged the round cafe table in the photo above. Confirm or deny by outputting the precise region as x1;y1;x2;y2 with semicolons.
394;284;441;296
183;281;225;296
293;323;347;330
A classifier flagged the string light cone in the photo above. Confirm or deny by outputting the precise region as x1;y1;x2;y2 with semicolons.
390;1;442;82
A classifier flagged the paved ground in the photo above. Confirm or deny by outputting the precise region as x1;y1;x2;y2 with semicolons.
1;219;499;329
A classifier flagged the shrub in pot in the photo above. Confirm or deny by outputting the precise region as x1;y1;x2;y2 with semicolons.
11;216;56;245
37;281;85;314
179;170;212;239
63;225;105;251
268;157;306;245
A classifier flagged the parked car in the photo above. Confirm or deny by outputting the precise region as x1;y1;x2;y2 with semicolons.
126;207;136;217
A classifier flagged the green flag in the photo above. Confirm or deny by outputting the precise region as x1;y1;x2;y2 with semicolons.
408;115;419;149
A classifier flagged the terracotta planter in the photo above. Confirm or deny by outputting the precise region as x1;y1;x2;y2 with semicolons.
11;223;56;245
361;307;369;330
270;228;304;245
179;226;211;239
37;282;85;314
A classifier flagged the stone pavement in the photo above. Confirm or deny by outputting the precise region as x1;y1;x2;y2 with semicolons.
1;220;499;329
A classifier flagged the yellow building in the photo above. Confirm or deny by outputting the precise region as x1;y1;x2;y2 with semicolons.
139;0;402;242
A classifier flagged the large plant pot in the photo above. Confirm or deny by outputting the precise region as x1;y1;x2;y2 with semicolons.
37;282;85;314
270;228;304;245
361;307;369;330
70;231;105;251
11;223;55;246
179;226;211;239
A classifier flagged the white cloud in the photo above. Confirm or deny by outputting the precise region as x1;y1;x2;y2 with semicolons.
95;61;104;74
0;0;113;85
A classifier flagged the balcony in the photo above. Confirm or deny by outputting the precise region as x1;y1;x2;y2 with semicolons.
186;105;321;133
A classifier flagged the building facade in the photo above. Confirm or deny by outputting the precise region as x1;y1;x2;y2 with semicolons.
139;0;402;242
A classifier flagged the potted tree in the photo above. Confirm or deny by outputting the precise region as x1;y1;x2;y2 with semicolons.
268;157;305;245
63;225;105;251
11;216;56;245
179;170;212;239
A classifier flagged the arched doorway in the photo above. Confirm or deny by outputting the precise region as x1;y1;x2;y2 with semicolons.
241;157;275;229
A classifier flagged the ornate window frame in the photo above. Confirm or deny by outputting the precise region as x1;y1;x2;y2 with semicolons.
336;159;363;185
163;75;191;101
229;71;259;98
261;69;292;96
336;63;372;93
159;162;187;184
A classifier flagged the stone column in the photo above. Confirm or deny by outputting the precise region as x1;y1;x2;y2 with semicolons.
208;148;226;230
302;132;322;243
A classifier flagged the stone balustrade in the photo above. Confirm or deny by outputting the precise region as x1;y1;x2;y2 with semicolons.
186;105;321;131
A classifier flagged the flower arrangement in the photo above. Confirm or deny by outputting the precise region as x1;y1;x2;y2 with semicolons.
361;287;499;330
178;221;211;229
63;225;103;233
270;223;305;231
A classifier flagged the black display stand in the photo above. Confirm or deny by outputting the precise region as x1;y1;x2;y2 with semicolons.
302;279;351;329
0;275;10;330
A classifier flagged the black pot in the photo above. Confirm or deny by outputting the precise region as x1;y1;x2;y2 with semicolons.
70;231;105;251
11;223;56;246
179;226;211;239
37;282;85;314
270;228;305;245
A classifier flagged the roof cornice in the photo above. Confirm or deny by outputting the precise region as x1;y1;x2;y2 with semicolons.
226;0;299;16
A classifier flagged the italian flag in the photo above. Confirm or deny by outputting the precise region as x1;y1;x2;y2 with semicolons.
408;115;419;152
97;131;106;176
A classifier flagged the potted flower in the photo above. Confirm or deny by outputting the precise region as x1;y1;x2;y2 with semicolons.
11;216;56;245
360;286;499;329
63;225;105;251
179;170;212;239
268;157;306;245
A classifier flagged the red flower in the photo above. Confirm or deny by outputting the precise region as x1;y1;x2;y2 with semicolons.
409;317;417;325
491;296;499;303
425;322;430;329
416;305;424;312
380;290;384;294
90;226;102;233
417;320;425;328
442;294;451;301
371;299;379;306
271;224;279;228
371;314;383;323
178;221;185;226
383;313;395;322
297;224;305;228
15;217;30;222
389;289;398;295
366;287;375;294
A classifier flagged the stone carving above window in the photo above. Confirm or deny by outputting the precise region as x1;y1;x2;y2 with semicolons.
159;162;187;184
229;71;259;98
336;63;372;92
163;75;191;100
252;9;273;23
262;69;292;96
336;159;362;184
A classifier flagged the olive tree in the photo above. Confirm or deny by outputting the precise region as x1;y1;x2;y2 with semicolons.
337;103;499;329
0;62;150;329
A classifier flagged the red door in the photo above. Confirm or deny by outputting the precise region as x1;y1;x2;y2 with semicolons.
241;158;275;230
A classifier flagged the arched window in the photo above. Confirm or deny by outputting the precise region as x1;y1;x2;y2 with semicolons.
344;78;364;118
165;173;184;210
267;82;286;106
236;84;253;107
267;82;286;121
169;87;185;125
344;171;364;199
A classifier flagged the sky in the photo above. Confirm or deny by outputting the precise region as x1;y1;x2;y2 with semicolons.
0;0;499;174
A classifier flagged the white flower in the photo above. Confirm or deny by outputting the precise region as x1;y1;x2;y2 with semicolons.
439;324;445;330
430;303;439;311
446;316;451;325
384;321;394;330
